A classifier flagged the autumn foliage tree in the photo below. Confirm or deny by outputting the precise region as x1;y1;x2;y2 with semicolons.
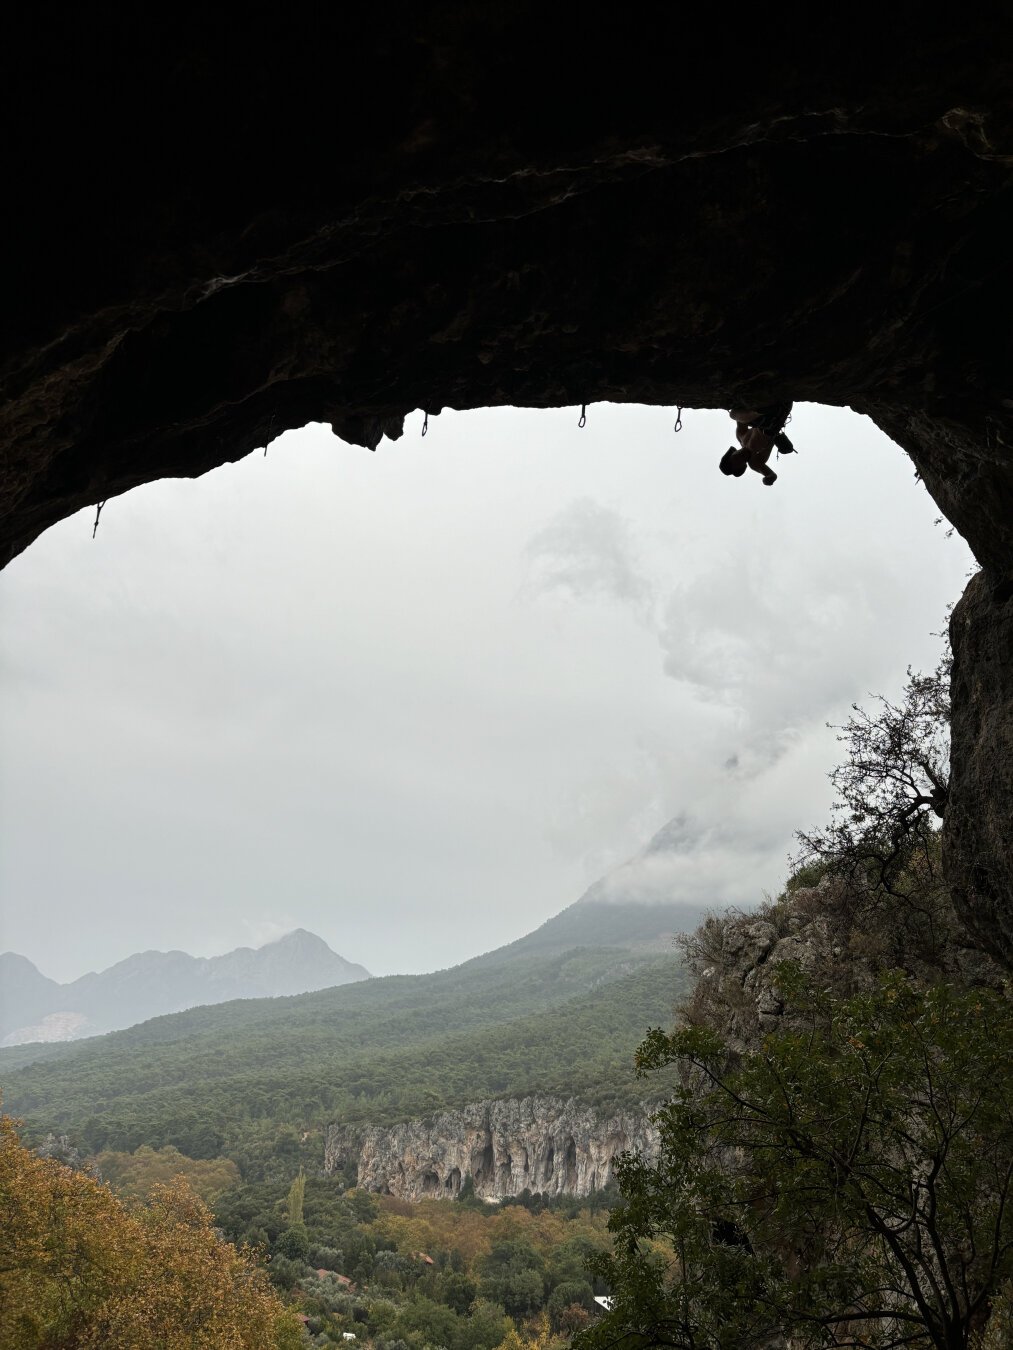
0;1111;303;1349
93;1142;240;1204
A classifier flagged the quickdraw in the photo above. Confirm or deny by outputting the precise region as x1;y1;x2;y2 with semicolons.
578;404;587;428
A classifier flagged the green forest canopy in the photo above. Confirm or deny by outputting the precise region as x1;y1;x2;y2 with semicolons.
2;940;689;1166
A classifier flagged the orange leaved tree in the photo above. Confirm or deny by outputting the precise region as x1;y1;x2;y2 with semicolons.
0;1112;302;1349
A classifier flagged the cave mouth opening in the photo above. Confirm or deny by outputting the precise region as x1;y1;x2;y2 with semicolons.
0;404;972;987
497;1153;513;1191
444;1167;462;1195
472;1141;495;1189
563;1136;577;1189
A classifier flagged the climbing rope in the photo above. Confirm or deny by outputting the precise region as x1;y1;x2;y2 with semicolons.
578;404;587;428
674;407;683;433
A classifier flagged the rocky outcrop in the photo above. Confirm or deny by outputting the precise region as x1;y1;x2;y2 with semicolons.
680;877;1006;1054
324;1097;658;1201
681;896;860;1054
3;15;1012;961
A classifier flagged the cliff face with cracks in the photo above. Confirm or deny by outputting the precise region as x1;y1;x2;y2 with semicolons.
679;876;1006;1057
2;12;1012;958
323;1098;659;1202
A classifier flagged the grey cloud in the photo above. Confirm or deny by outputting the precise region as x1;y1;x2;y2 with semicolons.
642;812;704;856
521;498;652;613
0;403;974;982
656;534;919;778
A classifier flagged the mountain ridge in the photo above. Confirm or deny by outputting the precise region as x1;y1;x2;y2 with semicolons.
0;929;370;1045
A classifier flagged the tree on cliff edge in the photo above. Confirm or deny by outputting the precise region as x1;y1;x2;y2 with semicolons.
794;651;950;903
576;971;1013;1350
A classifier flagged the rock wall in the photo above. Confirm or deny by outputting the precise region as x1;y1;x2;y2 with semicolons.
945;574;1013;966
324;1097;658;1202
679;876;1005;1057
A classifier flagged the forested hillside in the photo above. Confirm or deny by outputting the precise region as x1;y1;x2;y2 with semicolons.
0;899;693;1348
1;902;693;1166
0;896;696;1350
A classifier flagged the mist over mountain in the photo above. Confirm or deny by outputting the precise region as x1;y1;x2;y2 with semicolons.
0;930;370;1045
579;810;772;914
0;816;731;1049
469;891;713;970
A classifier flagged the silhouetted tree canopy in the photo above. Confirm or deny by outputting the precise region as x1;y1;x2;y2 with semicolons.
794;651;950;899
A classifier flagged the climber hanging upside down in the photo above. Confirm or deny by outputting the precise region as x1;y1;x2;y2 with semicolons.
719;402;796;486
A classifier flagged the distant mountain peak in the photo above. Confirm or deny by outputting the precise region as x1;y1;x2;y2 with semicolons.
0;929;370;1046
0;951;47;976
269;928;331;949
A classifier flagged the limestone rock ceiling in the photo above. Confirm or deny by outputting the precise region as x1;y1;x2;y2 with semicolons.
2;12;1011;569
2;12;1012;960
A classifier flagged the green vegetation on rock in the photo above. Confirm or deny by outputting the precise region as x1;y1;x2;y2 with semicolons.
581;973;1013;1350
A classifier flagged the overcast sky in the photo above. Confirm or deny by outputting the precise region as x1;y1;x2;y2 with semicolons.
0;404;973;983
